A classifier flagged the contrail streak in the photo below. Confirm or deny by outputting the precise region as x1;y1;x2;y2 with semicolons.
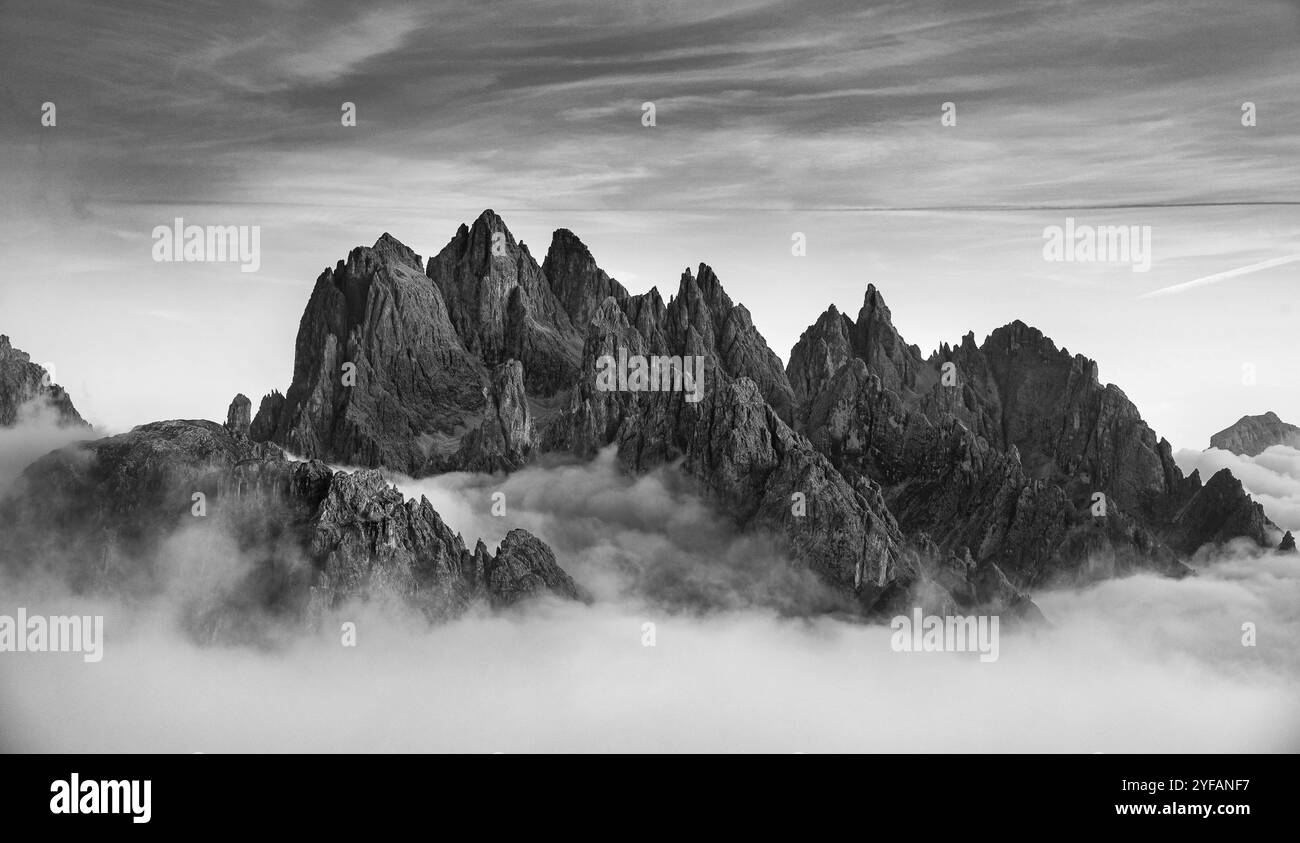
1138;254;1300;299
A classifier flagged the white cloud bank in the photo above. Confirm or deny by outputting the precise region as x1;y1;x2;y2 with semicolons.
1;449;1296;752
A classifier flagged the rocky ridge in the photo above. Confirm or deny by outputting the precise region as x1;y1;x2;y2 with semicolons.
2;210;1284;631
0;335;90;429
0;418;583;639
240;210;1278;615
1210;411;1300;456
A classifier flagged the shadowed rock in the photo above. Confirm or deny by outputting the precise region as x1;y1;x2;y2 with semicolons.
266;234;488;473
789;284;1271;592
249;390;284;442
436;359;534;473
225;394;251;437
0;335;90;429
0;419;583;640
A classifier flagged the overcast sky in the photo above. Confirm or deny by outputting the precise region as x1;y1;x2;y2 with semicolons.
1;0;1297;448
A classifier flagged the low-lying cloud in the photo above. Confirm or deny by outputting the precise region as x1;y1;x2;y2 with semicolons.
1;448;1297;752
1176;445;1300;532
0;401;93;495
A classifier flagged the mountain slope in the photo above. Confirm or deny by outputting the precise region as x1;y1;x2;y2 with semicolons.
788;288;1273;589
0;335;90;428
1210;411;1300;456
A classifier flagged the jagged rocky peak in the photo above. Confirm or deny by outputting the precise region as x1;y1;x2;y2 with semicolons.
787;285;929;410
427;209;581;396
787;303;855;417
225;393;252;437
264;226;488;473
249;390;284;442
0;334;90;428
542;227;631;329
852;284;928;395
663;263;796;424
371;231;423;272
1168;467;1272;553
1210;411;1300;456
943;316;1180;507
484;529;587;608
785;283;1273;591
1279;531;1296;553
979;320;1099;387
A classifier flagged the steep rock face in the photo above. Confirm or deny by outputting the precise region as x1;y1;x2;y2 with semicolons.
664;265;796;425
0;419;583;634
307;468;583;620
787;305;855;427
480;529;585;609
249;390;284;442
259;215;797;481
225;394;252;436
1210;411;1300;456
851;284;931;396
436;359;533;473
683;376;910;611
789;286;1266;589
787;286;932;418
943;321;1178;511
540;297;1004;615
426;210;581;396
268;234;487;473
543;228;631;330
0;335;90;428
799;356;1188;589
542;228;797;423
1166;468;1272;554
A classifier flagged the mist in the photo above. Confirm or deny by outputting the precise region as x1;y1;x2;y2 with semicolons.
0;400;93;495
1;447;1298;753
1176;445;1300;532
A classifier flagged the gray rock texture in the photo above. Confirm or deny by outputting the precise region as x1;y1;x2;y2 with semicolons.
1210;411;1300;456
0;335;90;428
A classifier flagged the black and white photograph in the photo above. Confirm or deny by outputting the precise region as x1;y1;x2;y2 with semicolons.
0;0;1295;825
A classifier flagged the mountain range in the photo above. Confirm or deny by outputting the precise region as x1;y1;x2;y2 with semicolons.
1;210;1292;636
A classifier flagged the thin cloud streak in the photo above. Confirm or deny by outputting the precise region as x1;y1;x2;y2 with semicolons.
1139;254;1300;298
